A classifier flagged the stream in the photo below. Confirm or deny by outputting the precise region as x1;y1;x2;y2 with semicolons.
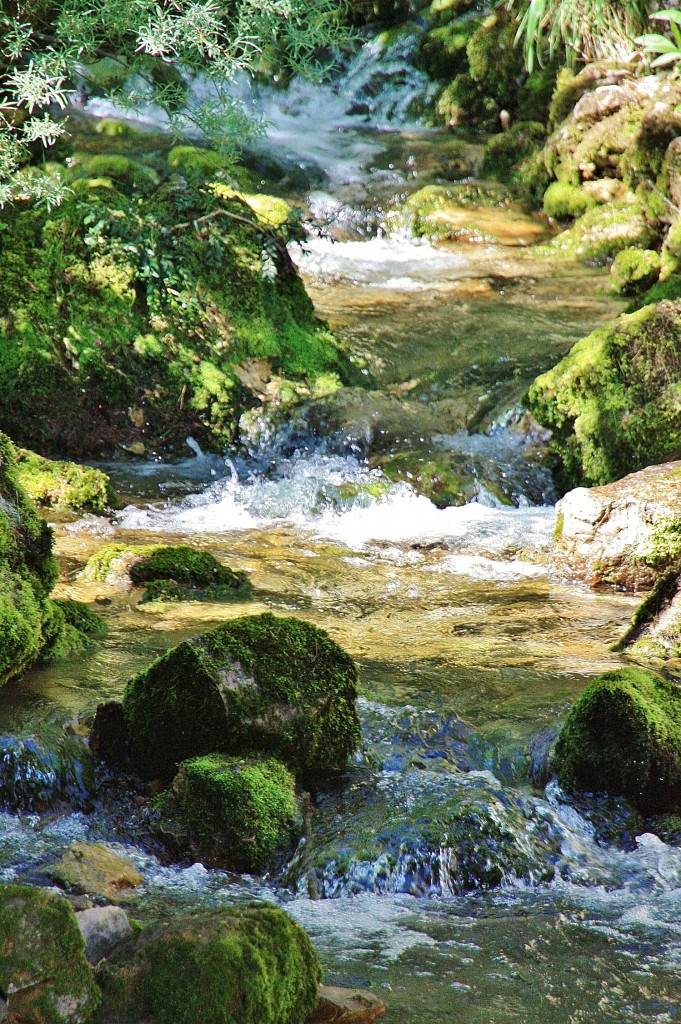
4;33;681;1023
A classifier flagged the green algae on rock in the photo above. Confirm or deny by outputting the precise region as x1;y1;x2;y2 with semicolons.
0;883;100;1024
160;754;302;872
553;667;681;811
613;567;681;659
95;904;321;1024
120;613;361;780
15;449;115;513
0;180;354;458
542;181;596;221
538;200;654;264
48;843;143;901
527;301;681;490
84;542;252;602
609;248;662;297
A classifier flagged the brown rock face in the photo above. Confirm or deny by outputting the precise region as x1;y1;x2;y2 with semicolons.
48;843;143;900
553;462;681;590
311;986;386;1024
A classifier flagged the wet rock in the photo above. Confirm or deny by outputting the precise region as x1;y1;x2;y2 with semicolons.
0;734;95;813
118;613;360;780
553;667;681;812
614;568;681;660
572;85;635;123
48;842;143;900
76;906;133;964
95;905;321;1024
89;701;128;764
552;462;681;589
312;985;386;1024
0;883;100;1024
157;754;302;872
528;303;681;492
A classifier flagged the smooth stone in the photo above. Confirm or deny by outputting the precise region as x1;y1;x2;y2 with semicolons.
48;842;143;900
76;905;133;964
311;985;386;1024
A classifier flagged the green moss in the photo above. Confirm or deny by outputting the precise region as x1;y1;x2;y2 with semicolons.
41;598;106;662
540;200;655;264
527;301;681;489
543;181;596;220
637;516;681;568
0;183;353;457
166;754;301;871
68;155;160;194
553;667;681;811
612;567;681;653
480;122;547;186
379;452;477;509
85;543;252;602
14;449;115;513
167;145;235;180
548;68;583;126
417;18;479;80
95;118;137;138
120;612;361;780
625;274;681;312
0;883;100;1023
610;248;662;297
96;904;321;1024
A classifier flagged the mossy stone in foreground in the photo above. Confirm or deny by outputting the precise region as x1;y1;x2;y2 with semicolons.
553;668;681;811
610;248;662;297
167;754;301;872
96;904;321;1024
0;883;100;1023
122;613;361;780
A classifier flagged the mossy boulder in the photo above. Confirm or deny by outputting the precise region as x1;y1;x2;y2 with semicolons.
119;613;361;780
527;301;681;490
610;247;662;296
0;432;92;685
378;451;477;508
542;181;596;220
553;667;681;811
84;543;251;603
68;155;160;194
0;883;100;1023
15;449;115;513
540;200;654;264
95;904;321;1024
159;754;302;872
0;182;353;457
47;843;143;901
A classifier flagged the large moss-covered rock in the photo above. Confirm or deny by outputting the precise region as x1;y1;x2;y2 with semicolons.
159;754;302;872
14;449;115;513
0;883;100;1024
0;433;90;685
95;905;321;1024
553;667;681;811
84;543;251;603
0;181;353;457
120;613;361;780
527;301;681;490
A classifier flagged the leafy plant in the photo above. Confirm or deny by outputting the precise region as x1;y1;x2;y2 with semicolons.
636;9;681;67
507;0;652;71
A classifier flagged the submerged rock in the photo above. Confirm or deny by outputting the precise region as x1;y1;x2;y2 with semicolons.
0;883;100;1024
528;302;681;491
157;754;302;873
553;667;681;811
47;843;143;901
117;613;360;780
83;543;252;603
552;461;681;589
95;904;321;1024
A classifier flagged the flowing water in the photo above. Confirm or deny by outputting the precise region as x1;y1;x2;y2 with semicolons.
5;36;681;1023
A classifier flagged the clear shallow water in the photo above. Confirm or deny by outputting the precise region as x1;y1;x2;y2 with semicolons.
8;37;678;1024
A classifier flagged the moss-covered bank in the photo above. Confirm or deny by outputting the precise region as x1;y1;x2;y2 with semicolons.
15;449;115;513
553;667;681;811
527;301;681;490
95;904;321;1024
0;179;355;457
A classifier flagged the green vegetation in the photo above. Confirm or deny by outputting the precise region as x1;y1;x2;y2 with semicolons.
527;301;681;490
0;883;100;1024
553;667;681;811
84;543;252;603
96;904;321;1024
610;248;663;296
539;201;654;264
14;449;115;513
164;754;302;872
0;182;353;456
542;182;596;220
120;613;361;780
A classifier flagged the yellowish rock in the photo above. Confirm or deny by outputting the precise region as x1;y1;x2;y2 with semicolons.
48;842;143;900
311;985;386;1024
